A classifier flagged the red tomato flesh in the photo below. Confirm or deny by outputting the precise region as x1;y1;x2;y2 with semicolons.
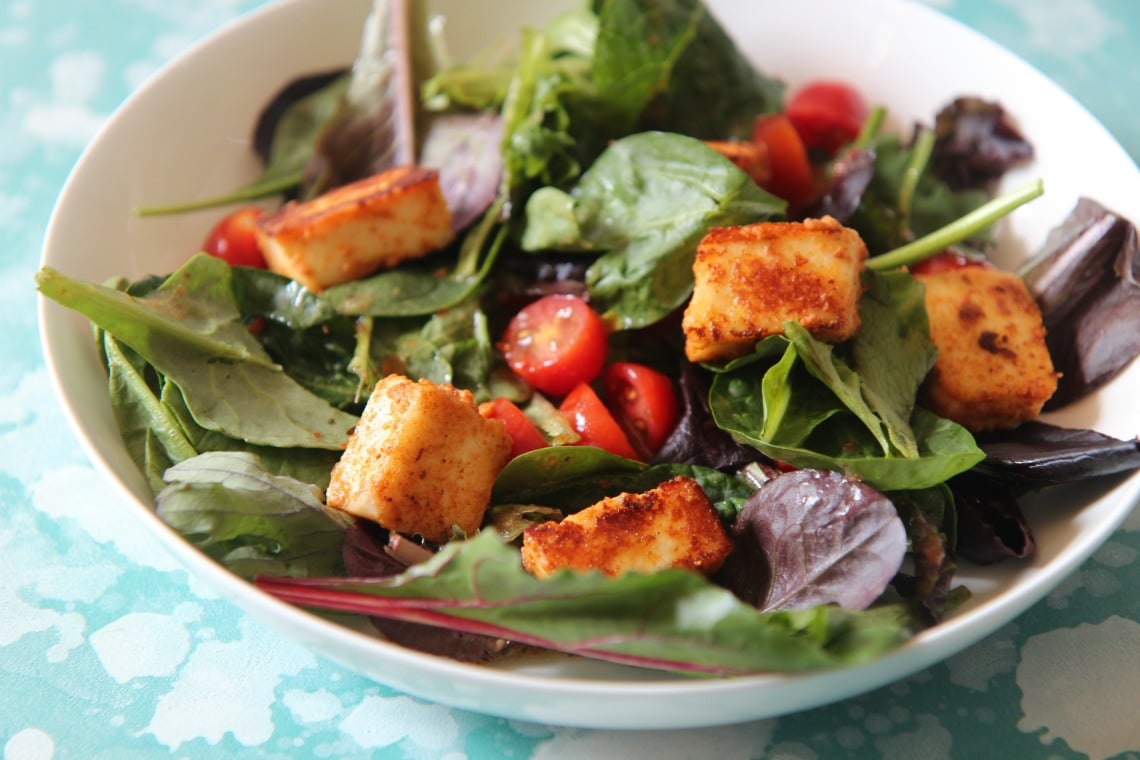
202;206;268;268
750;114;816;208
785;80;869;155
559;383;639;460
908;250;992;277
479;398;548;459
602;362;679;457
498;294;608;397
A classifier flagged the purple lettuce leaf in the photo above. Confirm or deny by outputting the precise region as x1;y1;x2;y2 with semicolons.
716;469;908;612
949;473;1034;565
971;421;1140;492
929;97;1033;191
1020;197;1140;409
419;112;505;232
651;363;761;470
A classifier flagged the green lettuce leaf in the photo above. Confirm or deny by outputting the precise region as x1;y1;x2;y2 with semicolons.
36;256;358;449
157;451;351;579
522;131;784;329
256;529;910;675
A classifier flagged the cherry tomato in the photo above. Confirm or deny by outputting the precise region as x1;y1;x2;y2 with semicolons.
908;250;992;277
479;398;548;459
750;114;816;208
498;294;608;397
201;206;268;268
602;362;679;456
785;80;869;155
559;383;639;460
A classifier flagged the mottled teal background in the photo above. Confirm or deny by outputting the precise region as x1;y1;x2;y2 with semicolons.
3;1;1139;758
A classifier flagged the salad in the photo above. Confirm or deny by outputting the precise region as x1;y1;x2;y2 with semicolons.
35;0;1140;675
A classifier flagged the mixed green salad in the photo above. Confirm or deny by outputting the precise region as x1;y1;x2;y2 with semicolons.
36;0;1140;674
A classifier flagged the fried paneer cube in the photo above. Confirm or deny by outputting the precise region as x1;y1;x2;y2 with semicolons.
255;166;454;292
520;476;733;579
915;264;1059;431
682;217;868;362
326;375;512;543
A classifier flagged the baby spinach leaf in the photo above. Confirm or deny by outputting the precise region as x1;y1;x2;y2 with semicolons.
160;381;342;489
786;322;892;456
638;7;783;139
849;269;936;457
523;131;784;329
591;0;702;131
37;257;358;449
711;356;983;492
257;529;909;675
230;252;492;326
157;452;351;579
100;332;196;494
491;443;754;522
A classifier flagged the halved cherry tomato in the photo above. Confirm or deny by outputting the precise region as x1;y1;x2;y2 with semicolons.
750;114;816;208
559;382;639;460
498;294;608;397
202;206;268;268
908;250;992;277
602;362;679;457
479;398;548;459
785;80;869;155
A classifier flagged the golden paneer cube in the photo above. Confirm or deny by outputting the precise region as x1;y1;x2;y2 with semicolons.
255;166;454;292
915;264;1059;431
326;375;512;543
520;476;733;579
682;216;868;362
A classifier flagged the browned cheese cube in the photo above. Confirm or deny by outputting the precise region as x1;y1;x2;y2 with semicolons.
682;216;868;362
326;375;512;543
255;166;454;292
520;476;733;579
915;264;1059;431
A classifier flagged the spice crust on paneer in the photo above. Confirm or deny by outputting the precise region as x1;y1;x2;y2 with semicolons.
915;264;1059;431
326;375;512;543
255;166;454;293
520;476;733;579
682;216;868;362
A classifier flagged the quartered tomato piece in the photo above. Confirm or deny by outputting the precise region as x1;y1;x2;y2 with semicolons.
479;398;548;459
498;294;608;397
750;113;816;208
559;382;639;460
201;206;268;268
785;80;869;155
602;362;679;457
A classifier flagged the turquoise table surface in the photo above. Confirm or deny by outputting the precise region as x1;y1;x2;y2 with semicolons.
4;1;1139;758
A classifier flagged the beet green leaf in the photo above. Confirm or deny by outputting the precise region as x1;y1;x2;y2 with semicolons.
256;529;909;675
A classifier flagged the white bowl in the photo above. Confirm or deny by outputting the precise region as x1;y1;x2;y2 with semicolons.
38;0;1140;729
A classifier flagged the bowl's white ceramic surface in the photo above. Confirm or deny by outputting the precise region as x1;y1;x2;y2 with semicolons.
39;0;1140;729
